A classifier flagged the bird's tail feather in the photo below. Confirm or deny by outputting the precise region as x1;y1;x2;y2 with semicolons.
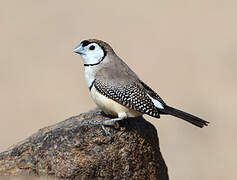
159;106;209;128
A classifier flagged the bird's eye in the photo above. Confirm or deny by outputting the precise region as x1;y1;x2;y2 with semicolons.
89;45;95;50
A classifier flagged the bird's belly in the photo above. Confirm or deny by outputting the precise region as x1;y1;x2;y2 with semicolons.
90;86;142;117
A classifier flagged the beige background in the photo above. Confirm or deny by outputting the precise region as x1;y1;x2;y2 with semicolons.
0;1;236;179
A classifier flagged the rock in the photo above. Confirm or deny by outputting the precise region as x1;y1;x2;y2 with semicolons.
0;109;169;180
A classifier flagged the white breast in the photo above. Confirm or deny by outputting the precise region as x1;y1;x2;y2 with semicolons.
90;86;142;117
84;66;96;88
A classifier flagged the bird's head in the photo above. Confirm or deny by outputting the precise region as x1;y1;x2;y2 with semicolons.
74;39;114;66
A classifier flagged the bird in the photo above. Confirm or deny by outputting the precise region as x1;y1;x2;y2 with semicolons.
73;39;209;135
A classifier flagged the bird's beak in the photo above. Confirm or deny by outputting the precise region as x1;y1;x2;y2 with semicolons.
73;43;85;55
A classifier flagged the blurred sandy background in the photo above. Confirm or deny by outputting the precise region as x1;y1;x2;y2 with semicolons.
0;0;236;179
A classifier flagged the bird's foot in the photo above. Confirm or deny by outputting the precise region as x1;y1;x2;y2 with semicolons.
101;125;112;137
89;117;123;126
89;117;124;137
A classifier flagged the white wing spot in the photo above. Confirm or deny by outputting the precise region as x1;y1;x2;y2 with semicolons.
147;94;164;109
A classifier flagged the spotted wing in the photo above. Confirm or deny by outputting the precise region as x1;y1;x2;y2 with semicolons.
139;80;166;106
94;79;160;118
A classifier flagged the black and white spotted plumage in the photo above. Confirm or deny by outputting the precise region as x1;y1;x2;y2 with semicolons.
139;80;166;107
94;79;161;118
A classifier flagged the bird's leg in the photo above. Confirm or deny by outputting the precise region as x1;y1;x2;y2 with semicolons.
89;112;127;136
89;117;124;126
101;125;112;137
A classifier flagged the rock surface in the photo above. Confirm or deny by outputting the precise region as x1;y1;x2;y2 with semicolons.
0;109;168;180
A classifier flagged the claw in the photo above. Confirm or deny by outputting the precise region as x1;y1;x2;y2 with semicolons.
89;121;112;137
101;125;112;137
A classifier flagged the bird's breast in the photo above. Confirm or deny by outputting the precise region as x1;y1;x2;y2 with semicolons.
84;66;96;88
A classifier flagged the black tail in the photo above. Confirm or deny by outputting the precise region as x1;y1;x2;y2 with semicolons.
160;106;209;128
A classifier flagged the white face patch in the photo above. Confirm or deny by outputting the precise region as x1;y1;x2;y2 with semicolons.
80;43;104;65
